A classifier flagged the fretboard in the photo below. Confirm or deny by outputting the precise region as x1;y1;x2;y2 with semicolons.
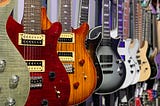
23;0;41;34
117;0;123;38
59;0;72;32
79;0;89;25
123;0;130;39
102;0;110;39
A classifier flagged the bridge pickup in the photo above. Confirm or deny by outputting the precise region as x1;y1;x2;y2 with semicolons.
30;76;43;89
58;33;75;43
103;70;113;74
63;64;74;73
18;33;45;46
101;64;112;68
25;60;45;72
58;51;74;62
100;55;113;62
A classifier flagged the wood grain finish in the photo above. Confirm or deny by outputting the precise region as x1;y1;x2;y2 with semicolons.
0;0;30;105
57;23;97;105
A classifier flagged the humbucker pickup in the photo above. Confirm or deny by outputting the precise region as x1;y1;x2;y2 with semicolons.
30;76;42;89
18;33;45;46
58;33;75;43
58;51;74;62
25;60;45;72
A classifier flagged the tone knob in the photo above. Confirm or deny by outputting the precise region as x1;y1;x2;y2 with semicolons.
41;99;48;106
73;82;80;89
49;72;56;80
9;75;19;89
0;60;6;72
5;97;16;106
79;59;85;66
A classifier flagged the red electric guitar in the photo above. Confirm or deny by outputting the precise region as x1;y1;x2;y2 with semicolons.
6;0;70;106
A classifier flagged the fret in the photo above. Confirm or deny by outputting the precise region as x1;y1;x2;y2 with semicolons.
59;0;71;32
102;0;110;39
79;0;89;25
23;0;41;34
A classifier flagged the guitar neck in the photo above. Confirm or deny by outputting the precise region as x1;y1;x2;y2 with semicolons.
58;0;72;32
78;0;89;25
123;0;130;39
102;0;110;39
23;0;41;34
117;0;123;38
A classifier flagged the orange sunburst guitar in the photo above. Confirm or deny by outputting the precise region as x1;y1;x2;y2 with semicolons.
43;0;97;105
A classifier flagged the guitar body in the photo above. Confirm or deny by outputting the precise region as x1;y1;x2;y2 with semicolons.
6;16;70;106
57;23;97;105
129;39;140;84
88;26;126;94
154;53;160;79
117;38;136;88
137;41;151;82
0;0;30;106
87;26;103;89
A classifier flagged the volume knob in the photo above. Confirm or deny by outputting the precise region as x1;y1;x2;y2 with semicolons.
5;97;16;106
0;60;6;72
9;75;19;89
79;59;85;66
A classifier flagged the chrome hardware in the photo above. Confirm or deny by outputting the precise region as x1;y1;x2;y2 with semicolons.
5;97;16;106
9;75;19;89
0;60;6;72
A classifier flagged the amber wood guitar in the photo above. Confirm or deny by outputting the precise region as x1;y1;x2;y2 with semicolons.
0;0;30;105
57;0;97;105
6;0;70;106
136;2;151;82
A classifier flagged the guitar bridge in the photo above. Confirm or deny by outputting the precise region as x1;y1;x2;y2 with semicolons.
58;32;75;43
25;60;45;72
63;64;74;73
18;33;45;46
58;51;74;62
30;76;43;88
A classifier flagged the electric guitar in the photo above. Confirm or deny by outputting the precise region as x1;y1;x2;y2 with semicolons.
88;0;126;94
123;0;140;85
0;0;30;105
57;0;97;105
6;0;70;106
115;0;136;89
136;1;151;82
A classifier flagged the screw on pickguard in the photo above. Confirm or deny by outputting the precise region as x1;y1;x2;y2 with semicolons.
9;75;19;89
0;60;6;72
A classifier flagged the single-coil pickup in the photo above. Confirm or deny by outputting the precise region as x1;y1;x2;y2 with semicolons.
63;64;74;73
30;76;42;89
18;33;45;46
25;60;45;72
58;33;74;43
58;52;74;62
